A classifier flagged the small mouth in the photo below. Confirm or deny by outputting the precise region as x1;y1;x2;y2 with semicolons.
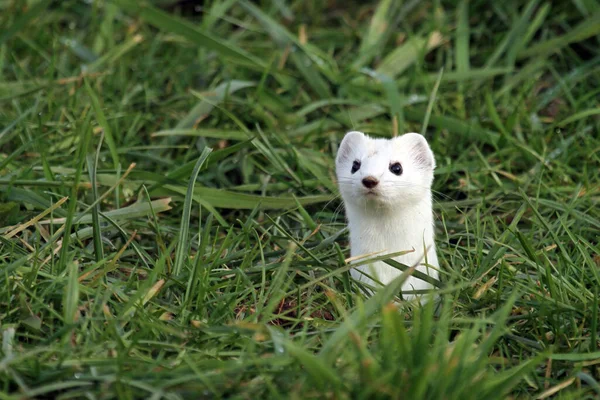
365;190;378;196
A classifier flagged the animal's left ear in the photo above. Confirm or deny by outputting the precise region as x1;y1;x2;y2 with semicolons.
336;131;365;166
401;133;436;170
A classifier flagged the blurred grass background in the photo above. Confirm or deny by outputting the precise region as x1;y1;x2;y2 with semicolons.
1;0;599;398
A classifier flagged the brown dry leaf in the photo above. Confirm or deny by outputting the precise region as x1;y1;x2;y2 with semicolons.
473;276;497;299
142;279;165;305
159;312;174;321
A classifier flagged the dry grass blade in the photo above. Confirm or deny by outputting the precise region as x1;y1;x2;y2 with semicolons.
3;197;68;238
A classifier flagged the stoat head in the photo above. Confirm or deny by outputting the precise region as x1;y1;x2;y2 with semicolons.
335;131;435;209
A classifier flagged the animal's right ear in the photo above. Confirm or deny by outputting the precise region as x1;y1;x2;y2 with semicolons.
336;131;365;165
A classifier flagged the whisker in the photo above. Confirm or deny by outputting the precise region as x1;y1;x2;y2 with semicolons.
336;180;456;201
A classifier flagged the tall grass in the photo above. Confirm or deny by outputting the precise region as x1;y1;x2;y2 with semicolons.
1;0;599;398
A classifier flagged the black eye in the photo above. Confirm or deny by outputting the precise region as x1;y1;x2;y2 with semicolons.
351;160;361;174
389;162;403;175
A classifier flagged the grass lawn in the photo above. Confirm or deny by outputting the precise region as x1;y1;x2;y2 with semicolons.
1;0;599;398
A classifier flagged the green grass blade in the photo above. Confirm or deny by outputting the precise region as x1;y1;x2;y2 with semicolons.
177;81;255;129
485;0;540;67
86;150;103;262
375;32;444;79
63;261;79;326
84;79;120;170
114;0;266;69
0;0;50;44
282;337;343;392
56;113;93;273
519;10;600;59
41;198;172;225
151;129;249;141
319;269;414;360
421;67;443;134
173;147;213;276
456;0;470;74
354;0;399;68
158;184;333;210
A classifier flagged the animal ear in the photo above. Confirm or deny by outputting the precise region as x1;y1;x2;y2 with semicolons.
336;131;365;165
401;133;436;169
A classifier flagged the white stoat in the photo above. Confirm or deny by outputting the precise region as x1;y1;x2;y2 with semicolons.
336;131;439;301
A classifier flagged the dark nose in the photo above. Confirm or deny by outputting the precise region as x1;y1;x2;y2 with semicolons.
362;176;379;189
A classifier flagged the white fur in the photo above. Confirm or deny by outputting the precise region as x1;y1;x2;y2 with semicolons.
336;131;439;302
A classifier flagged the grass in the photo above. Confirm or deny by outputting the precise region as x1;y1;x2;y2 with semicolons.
1;0;599;398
